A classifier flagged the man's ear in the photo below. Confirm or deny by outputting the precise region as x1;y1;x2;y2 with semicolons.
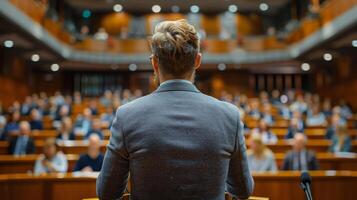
194;53;202;70
151;56;160;75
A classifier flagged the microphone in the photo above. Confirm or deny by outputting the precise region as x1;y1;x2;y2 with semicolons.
300;171;313;200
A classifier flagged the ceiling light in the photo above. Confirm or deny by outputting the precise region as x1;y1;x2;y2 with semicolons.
129;64;138;71
31;54;40;62
113;4;123;12
352;40;357;47
190;5;200;13
301;63;310;71
228;5;238;13
259;3;269;11
82;9;91;18
171;5;180;13
218;63;226;71
4;40;14;48
323;53;332;61
152;5;161;13
51;63;60;72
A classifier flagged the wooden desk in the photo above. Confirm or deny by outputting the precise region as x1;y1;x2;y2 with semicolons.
0;171;356;200
0;140;357;155
0;153;356;174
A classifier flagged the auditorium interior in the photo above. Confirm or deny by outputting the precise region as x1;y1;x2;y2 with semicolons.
0;0;357;199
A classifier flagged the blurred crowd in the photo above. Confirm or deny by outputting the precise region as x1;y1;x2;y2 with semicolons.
219;89;355;172
0;88;355;175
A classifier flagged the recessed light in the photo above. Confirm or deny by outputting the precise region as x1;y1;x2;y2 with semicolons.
82;9;91;18
228;5;238;13
31;54;40;62
352;40;357;47
323;53;332;61
152;5;161;13
4;40;14;48
259;3;269;11
113;4;123;12
301;63;310;71
190;5;200;13
218;63;226;71
129;64;138;71
51;63;60;72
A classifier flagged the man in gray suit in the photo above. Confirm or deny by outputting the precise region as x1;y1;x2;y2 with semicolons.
97;19;254;200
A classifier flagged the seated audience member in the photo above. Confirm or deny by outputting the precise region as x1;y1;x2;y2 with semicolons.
321;99;332;118
292;110;305;129
259;91;270;104
56;117;76;141
54;91;65;106
73;91;82;104
4;111;21;135
85;118;104;140
133;89;143;99
247;133;277;172
285;118;305;139
100;90;113;107
74;108;92;135
306;105;326;126
270;90;281;105
34;138;68;174
251;119;277;144
290;94;308;114
260;103;275;125
339;100;352;119
73;134;103;172
8;121;36;155
329;126;352;153
101;106;115;128
121;89;132;105
0;116;7;140
8;101;21;114
20;96;34;116
53;105;70;129
282;133;318;170
89;99;99;115
237;94;248;110
248;99;261;119
325;114;341;139
29;109;43;130
279;102;291;120
332;106;347;126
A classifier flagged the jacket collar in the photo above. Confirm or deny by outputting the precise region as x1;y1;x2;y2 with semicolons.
154;80;200;93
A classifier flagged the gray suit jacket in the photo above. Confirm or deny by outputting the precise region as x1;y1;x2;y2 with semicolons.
97;81;254;200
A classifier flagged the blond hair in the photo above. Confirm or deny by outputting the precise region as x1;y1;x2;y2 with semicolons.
150;19;200;77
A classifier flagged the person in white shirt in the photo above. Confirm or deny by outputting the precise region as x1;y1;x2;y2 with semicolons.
306;105;327;126
247;133;277;172
251;119;278;144
34;138;68;174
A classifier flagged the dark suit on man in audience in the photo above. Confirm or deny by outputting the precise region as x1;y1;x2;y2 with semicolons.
8;121;36;155
282;133;318;170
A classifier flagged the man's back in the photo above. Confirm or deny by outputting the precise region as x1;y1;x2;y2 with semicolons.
97;81;254;200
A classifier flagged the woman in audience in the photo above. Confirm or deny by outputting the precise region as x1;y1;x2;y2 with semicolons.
322;99;332;118
34;138;68;174
247;133;277;172
329;126;352;153
56;117;76;141
251;119;277;144
306;105;327;126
